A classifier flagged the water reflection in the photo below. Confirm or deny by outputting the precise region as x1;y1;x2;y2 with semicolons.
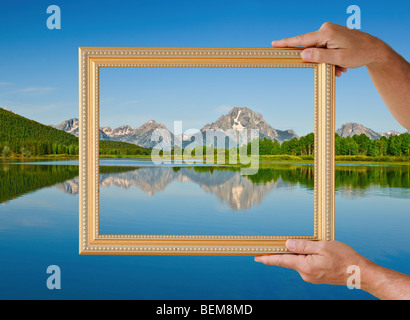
97;167;294;210
1;163;409;209
0;164;78;204
1;161;409;299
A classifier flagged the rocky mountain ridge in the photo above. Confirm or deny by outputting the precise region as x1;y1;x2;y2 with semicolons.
336;122;402;140
53;107;405;148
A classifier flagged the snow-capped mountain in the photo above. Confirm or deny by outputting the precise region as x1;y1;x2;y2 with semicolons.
56;167;288;210
52;118;111;140
200;107;297;145
54;107;298;148
102;120;174;148
380;130;402;138
54;108;406;148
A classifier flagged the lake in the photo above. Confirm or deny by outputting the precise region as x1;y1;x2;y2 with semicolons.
0;160;409;299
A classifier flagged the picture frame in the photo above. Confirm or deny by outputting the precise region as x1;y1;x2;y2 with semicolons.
79;47;335;255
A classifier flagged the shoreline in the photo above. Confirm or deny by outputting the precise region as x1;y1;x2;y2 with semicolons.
2;154;410;165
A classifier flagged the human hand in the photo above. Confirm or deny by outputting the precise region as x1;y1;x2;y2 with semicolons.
272;22;390;77
254;239;370;285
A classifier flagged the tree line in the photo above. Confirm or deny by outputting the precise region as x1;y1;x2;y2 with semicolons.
249;132;410;157
165;132;410;158
1;140;151;157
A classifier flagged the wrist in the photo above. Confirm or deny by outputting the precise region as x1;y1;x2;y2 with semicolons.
366;38;395;69
359;258;388;296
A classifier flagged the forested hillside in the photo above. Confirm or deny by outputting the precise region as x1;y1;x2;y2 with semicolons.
0;108;151;156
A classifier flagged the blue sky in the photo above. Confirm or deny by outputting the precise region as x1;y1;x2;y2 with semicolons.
0;0;409;135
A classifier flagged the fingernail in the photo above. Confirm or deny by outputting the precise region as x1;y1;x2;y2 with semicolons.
286;239;297;250
301;49;312;60
254;257;262;263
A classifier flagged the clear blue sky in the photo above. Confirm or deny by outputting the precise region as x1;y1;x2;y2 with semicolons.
0;0;409;135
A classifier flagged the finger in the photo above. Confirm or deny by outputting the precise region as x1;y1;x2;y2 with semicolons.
286;239;323;254
301;48;344;66
335;66;347;77
254;254;301;270
272;30;322;48
335;68;342;77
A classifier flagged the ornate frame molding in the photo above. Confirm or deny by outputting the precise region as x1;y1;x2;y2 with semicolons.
79;47;335;255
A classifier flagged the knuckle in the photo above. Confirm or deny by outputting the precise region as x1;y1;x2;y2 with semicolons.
327;29;337;39
300;270;322;284
295;34;305;41
320;22;337;38
333;53;344;66
276;260;288;268
298;240;308;252
301;264;314;276
311;50;321;61
320;22;334;30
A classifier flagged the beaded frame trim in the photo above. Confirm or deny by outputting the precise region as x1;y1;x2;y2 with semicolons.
79;47;335;255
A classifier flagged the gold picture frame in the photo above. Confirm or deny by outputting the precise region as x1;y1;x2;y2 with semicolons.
79;47;335;255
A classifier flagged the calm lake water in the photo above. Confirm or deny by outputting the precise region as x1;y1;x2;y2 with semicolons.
0;160;409;300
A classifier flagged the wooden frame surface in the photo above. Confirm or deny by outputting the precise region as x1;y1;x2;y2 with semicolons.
79;47;335;255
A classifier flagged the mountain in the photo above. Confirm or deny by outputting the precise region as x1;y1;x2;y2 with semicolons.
336;123;404;140
0;107;78;148
0;107;151;156
57;166;290;210
53;118;79;135
55;107;298;149
199;107;297;145
53;108;405;148
380;130;402;137
336;123;382;140
53;118;111;140
101;120;174;148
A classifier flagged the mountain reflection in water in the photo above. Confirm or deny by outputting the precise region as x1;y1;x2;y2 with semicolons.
104;167;291;210
56;164;410;210
1;161;409;299
56;165;314;211
1;163;409;211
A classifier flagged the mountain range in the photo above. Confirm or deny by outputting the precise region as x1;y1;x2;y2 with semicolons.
53;107;299;148
56;167;290;210
53;107;405;148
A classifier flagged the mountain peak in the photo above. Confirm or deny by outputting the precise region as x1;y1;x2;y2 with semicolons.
336;122;403;140
117;124;132;129
229;106;253;113
53;118;79;135
200;106;296;144
336;123;380;140
138;120;168;130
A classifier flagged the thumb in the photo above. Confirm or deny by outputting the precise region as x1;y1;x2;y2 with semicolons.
301;48;343;66
286;239;323;254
